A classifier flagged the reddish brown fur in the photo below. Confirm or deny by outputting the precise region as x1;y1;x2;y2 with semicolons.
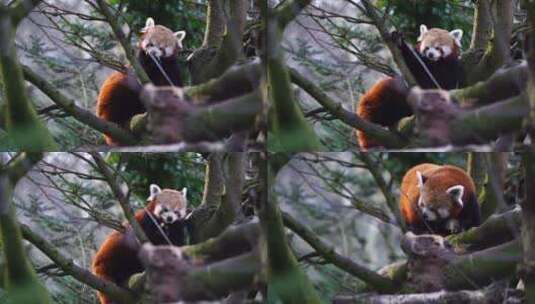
96;22;183;146
355;28;464;149
92;201;157;304
92;190;186;304
399;163;477;232
96;71;145;145
356;77;411;149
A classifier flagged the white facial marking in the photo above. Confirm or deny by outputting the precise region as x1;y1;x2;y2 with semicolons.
165;47;174;57
146;46;163;58
161;210;179;224
446;185;464;208
424;47;442;61
421;207;437;221
438;207;450;219
446;219;461;233
441;46;452;57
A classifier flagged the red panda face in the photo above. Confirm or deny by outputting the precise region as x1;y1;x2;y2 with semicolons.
417;25;462;61
140;17;187;59
147;184;188;224
416;170;464;223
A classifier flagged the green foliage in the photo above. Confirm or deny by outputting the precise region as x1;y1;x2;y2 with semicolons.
106;153;206;207
113;0;207;48
376;0;473;45
381;152;468;183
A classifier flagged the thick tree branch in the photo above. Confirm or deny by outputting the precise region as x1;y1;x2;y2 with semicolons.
140;86;261;144
20;224;137;304
447;208;521;251
9;0;41;25
263;152;322;303
408;89;528;146
0;153;51;303
198;154;246;241
267;0;323;151
0;7;56;150
201;153;224;206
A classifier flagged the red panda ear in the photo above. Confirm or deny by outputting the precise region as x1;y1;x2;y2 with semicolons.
148;184;162;201
141;17;155;33
181;187;188;200
416;171;427;188
174;31;186;42
446;185;464;208
418;24;428;41
449;29;463;47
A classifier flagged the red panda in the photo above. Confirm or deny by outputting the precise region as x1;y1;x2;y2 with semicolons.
92;184;189;304
356;25;465;149
96;17;187;145
399;163;481;236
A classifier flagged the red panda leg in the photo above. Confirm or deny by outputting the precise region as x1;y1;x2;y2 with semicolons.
356;77;412;149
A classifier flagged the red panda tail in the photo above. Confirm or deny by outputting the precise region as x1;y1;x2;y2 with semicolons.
92;230;132;304
356;77;412;149
96;71;145;146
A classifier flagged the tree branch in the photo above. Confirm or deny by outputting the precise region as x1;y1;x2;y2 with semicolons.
20;224;137;304
91;152;148;243
22;65;137;145
282;211;396;292
95;0;149;84
289;67;406;149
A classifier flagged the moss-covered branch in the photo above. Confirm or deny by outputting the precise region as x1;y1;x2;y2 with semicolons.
447;208;521;251
197;153;246;241
185;59;262;104
0;152;51;304
408;88;528;146
140;244;260;302
267;0;323;151
140;86;261;143
202;0;225;48
200;153;224;207
0;3;57;150
261;154;322;303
